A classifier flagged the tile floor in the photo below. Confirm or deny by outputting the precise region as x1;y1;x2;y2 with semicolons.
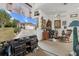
38;40;73;56
26;39;73;56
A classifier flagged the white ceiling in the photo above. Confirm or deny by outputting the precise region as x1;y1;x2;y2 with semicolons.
32;3;79;16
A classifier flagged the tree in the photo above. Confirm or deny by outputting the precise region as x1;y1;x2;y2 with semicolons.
12;19;19;28
4;21;12;27
0;9;11;27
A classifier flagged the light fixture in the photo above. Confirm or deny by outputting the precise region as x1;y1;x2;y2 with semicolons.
63;3;68;5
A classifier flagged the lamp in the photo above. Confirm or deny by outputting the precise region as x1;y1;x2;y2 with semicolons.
69;20;79;54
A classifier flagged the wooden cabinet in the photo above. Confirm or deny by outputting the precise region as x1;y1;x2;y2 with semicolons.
42;31;49;40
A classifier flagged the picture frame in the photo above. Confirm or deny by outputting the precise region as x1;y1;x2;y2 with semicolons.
46;19;52;30
54;20;61;29
41;16;46;29
34;11;40;16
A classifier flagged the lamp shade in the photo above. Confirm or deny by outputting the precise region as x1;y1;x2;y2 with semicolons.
69;20;79;27
69;20;79;53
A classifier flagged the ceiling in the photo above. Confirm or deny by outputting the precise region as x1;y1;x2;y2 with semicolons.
32;3;79;17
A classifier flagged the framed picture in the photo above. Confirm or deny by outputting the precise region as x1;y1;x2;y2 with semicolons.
34;11;40;16
41;17;46;29
54;20;61;29
46;19;52;30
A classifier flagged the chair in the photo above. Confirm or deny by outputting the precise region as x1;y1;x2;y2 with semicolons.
65;29;72;42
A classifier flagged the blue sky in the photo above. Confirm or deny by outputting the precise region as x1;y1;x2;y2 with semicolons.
9;11;37;25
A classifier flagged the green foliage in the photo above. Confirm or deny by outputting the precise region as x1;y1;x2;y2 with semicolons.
0;25;1;28
12;19;19;28
0;9;21;34
0;9;11;27
0;9;11;20
4;18;19;28
4;21;12;27
13;20;20;33
14;27;20;33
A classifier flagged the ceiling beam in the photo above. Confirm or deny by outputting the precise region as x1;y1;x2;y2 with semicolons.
25;3;32;8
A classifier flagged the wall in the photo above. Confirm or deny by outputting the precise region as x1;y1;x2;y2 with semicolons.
33;10;49;40
35;10;79;41
50;12;79;41
0;4;7;9
37;10;49;40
